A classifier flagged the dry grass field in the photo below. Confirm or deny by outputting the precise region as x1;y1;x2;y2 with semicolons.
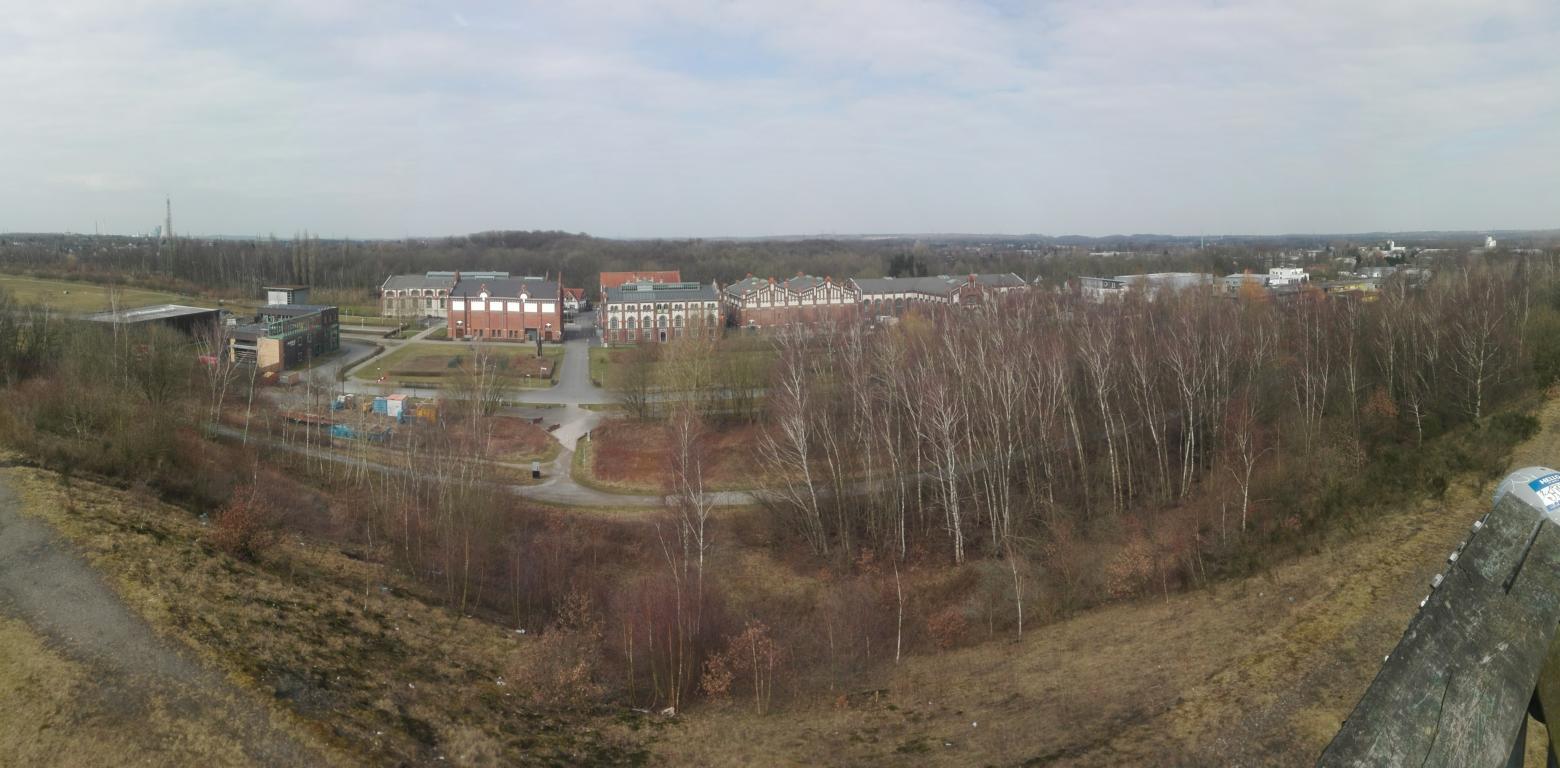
576;419;771;493
351;342;563;388
0;462;644;766
0;273;207;314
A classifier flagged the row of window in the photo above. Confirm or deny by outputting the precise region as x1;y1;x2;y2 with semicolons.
734;294;859;308
607;301;718;311
384;289;449;298
384;298;449;309
606;327;718;342
463;328;539;340
607;313;719;330
451;300;557;313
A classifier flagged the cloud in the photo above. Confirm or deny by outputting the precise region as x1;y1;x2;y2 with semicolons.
0;0;1557;237
51;173;148;192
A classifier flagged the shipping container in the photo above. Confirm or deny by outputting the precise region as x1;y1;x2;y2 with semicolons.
372;396;388;414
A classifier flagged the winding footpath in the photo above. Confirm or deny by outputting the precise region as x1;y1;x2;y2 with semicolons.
0;474;328;765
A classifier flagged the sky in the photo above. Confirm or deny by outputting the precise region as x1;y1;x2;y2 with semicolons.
2;0;1558;239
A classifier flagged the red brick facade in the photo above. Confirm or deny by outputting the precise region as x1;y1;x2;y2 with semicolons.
448;278;564;342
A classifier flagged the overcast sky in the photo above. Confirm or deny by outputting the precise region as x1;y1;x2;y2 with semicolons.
2;1;1557;239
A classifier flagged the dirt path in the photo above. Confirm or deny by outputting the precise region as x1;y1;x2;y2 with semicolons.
0;477;333;766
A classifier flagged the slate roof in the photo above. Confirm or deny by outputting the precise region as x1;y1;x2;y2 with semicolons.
452;277;559;301
381;274;456;292
606;282;718;303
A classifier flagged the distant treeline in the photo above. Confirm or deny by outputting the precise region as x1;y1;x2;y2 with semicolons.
0;230;1424;298
4;229;1553;302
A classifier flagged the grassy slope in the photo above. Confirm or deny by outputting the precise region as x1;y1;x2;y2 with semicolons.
0;614;270;767
0;273;203;314
651;396;1560;767
0;273;401;327
0;462;644;766
589;344;775;390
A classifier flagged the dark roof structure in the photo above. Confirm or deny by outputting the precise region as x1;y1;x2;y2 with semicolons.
606;281;718;303
452;277;559;301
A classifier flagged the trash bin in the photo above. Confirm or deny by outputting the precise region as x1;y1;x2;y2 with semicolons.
531;461;541;480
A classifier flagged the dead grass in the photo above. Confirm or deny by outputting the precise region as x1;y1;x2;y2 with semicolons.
0;615;275;766
580;419;771;493
0;272;199;314
649;396;1560;767
2;465;647;766
352;343;563;388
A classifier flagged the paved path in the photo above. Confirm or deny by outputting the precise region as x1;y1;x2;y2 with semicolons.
270;312;765;508
0;474;328;765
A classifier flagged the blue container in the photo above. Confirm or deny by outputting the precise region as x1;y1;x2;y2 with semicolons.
330;424;356;439
372;397;388;414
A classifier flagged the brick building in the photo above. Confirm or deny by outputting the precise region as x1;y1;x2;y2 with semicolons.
601;281;721;344
721;274;861;333
380;271;513;318
851;273;1027;317
447;276;564;342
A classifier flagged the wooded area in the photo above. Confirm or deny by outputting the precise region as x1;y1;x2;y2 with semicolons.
2;249;1558;728
0;230;1417;298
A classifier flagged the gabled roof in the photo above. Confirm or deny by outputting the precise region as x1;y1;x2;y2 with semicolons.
722;276;773;298
850;276;960;296
452;277;559;301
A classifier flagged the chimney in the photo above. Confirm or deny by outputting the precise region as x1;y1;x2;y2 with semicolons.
454;270;461;285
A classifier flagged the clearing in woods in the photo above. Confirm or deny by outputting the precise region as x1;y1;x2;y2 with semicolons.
652;396;1560;767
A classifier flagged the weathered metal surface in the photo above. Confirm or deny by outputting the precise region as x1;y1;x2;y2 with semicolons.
1319;491;1560;767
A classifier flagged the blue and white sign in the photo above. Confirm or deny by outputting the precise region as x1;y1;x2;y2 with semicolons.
1529;472;1560;511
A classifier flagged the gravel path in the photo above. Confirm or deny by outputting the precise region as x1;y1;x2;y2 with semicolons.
0;476;330;766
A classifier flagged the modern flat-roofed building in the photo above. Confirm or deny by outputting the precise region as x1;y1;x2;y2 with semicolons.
1081;272;1216;301
86;304;222;336
601;281;720;344
263;285;311;306
229;304;340;371
447;276;564;342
